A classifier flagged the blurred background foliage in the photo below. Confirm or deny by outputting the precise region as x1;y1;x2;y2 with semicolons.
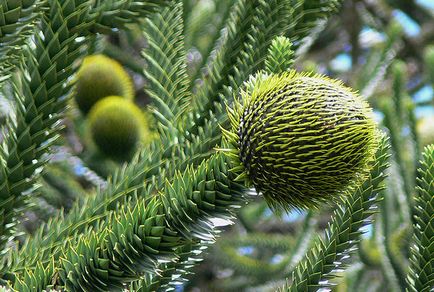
0;0;432;291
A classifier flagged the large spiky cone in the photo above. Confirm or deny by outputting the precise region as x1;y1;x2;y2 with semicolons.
223;71;378;211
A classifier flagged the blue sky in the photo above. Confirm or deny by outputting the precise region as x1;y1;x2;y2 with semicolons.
393;10;420;37
417;0;434;10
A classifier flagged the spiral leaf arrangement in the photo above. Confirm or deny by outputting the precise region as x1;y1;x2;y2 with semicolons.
0;0;44;75
407;145;434;292
2;1;432;291
224;71;378;210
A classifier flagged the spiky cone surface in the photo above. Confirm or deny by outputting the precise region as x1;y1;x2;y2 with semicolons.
223;71;378;211
88;96;145;161
75;54;134;114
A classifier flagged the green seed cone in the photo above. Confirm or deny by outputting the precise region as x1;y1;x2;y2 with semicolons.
88;96;144;160
223;71;378;211
75;55;134;114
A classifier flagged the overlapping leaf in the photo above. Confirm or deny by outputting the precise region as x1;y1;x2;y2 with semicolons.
406;145;434;292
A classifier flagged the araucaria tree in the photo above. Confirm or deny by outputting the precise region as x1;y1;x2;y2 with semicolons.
0;0;432;291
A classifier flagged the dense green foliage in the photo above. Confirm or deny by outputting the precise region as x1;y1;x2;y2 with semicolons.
0;0;432;291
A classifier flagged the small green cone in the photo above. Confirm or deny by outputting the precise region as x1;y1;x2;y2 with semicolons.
88;96;144;161
75;55;134;114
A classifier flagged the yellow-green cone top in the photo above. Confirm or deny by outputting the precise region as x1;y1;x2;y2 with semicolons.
223;71;377;211
75;55;134;114
88;96;144;160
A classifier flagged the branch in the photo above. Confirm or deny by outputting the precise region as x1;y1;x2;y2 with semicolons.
406;145;434;292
